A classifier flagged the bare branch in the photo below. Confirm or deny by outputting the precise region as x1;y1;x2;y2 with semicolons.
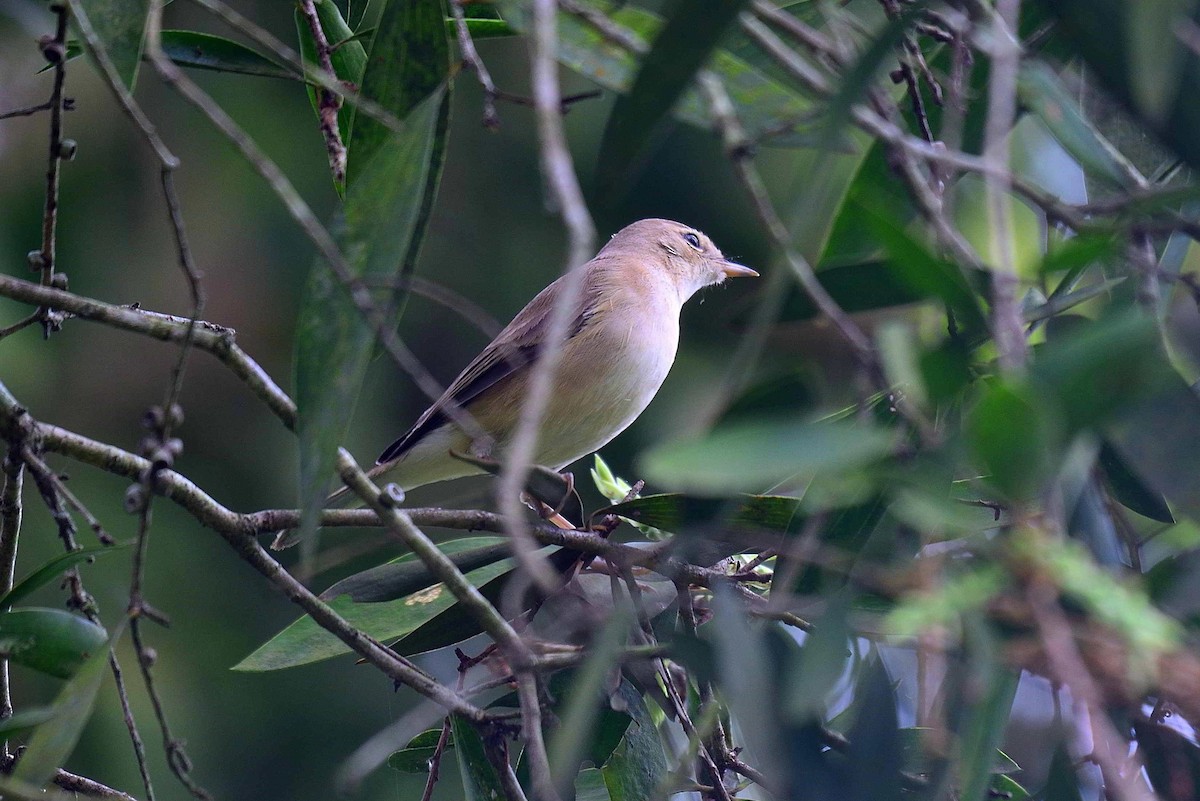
297;0;348;185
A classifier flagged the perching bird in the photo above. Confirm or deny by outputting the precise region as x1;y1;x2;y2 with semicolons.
275;219;754;547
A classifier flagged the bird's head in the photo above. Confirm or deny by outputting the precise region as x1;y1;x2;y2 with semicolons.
602;218;758;301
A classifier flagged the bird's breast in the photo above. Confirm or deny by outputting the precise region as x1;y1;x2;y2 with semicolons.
532;295;680;468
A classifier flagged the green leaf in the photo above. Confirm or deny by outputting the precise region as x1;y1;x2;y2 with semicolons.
75;0;149;89
593;493;803;535
1107;374;1200;523
639;417;896;496
549;614;633;796
501;0;820;147
0;608;108;680
293;86;448;550
1098;441;1174;523
966;381;1058;501
0;707;56;739
594;0;749;203
1037;0;1200;173
161;30;298;80
452;18;516;39
600;681;668;801
0;542;129;610
451;714;507;801
951;174;1043;278
233;552;525;671
1032;310;1167;433
1017;62;1136;189
955;627;1019;801
296;0;367;147
1042;742;1084;801
576;768;612;801
320;537;511;602
846;659;903;801
784;593;852;718
387;726;452;773
11;623;121;789
347;0;451;186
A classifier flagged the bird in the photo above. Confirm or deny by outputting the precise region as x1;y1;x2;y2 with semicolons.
272;219;755;547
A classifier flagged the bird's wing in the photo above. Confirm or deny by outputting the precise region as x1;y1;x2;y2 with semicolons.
376;270;605;465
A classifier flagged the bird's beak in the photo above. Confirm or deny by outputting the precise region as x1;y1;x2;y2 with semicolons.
720;260;759;278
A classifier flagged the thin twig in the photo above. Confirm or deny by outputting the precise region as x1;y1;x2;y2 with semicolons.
0;101;55;120
497;0;598;598
35;4;70;339
0;457;21;755
297;0;348;184
979;0;1027;372
0;273;294;428
450;0;500;129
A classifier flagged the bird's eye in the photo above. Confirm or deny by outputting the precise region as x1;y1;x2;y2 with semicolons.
683;232;702;250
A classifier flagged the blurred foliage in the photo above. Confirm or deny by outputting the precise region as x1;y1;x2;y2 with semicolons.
4;0;1200;800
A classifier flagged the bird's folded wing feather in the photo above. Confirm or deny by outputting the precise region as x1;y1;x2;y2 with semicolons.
376;269;605;465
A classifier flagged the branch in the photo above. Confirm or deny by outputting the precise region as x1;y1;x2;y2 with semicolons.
0;273;295;429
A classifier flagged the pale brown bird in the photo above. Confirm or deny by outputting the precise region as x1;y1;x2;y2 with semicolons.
277;219;754;545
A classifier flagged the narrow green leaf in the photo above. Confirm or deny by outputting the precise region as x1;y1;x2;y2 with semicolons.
387;727;452;773
75;0;149;88
594;0;749;203
347;0;451;185
639;417;896;496
451;714;507;801
0;542;129;611
966;381;1058;501
233;552;523;671
394;545;583;656
11;623;122;789
1022;277;1125;324
0;608;108;680
0;707;56;739
1037;0;1200;173
549;613;632;796
161;30;298;80
1017;62;1136;189
501;0;820;147
593;493;802;535
955;627;1019;801
1098;441;1174;523
1042;742;1085;801
600;681;668;801
320;537;510;602
847;659;903;801
293;87;447;549
454;18;516;39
